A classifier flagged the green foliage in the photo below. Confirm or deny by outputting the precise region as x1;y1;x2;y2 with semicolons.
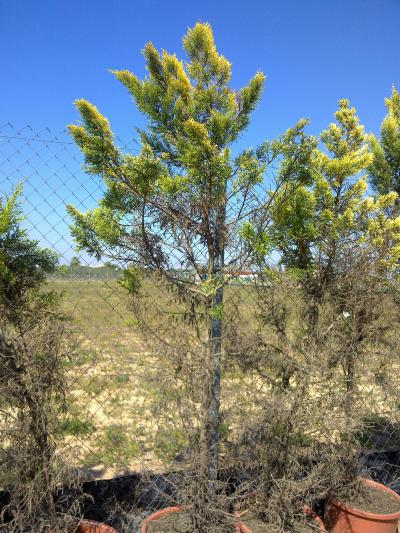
66;204;122;260
55;265;69;277
118;265;143;294
0;185;58;313
353;415;400;450
240;221;271;263
0;187;72;529
271;419;312;447
0;183;22;232
269;118;317;187
58;417;95;437
67;23;267;269
100;425;140;464
218;421;230;439
238;121;317;266
208;303;224;320
113;373;130;385
70;256;81;267
265;99;400;272
154;427;188;461
269;185;317;270
369;86;400;196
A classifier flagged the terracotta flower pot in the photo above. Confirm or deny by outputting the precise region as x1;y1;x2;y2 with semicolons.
235;505;326;532
141;506;246;532
140;504;327;532
325;478;400;533
76;519;118;533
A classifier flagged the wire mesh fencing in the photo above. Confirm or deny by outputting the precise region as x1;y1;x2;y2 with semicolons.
0;123;154;479
1;122;400;530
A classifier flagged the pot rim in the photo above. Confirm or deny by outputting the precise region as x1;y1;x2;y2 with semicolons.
141;505;256;533
329;477;400;521
140;503;327;532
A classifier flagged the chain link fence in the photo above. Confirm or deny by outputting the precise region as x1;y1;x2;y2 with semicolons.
1;122;400;530
0;123;158;478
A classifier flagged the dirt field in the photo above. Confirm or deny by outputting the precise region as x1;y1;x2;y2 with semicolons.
50;279;399;480
51;279;169;478
51;278;265;478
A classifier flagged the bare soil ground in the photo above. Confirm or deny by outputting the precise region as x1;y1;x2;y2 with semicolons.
52;279;167;478
52;279;263;478
49;279;400;480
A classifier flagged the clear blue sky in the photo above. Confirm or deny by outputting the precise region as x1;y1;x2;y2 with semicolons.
1;0;400;263
1;0;400;140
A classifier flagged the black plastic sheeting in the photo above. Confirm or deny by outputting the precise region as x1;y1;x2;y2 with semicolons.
359;449;400;493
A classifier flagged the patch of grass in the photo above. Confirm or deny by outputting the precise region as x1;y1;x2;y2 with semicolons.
109;394;124;406
154;427;188;461
124;318;139;327
58;417;95;436
63;350;95;368
113;373;130;385
80;375;109;396
354;415;400;449
94;425;141;466
218;422;231;439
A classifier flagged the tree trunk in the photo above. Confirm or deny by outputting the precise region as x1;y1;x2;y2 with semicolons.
203;198;226;496
206;277;223;485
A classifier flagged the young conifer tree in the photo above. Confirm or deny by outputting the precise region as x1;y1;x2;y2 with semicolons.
0;187;75;530
369;86;400;197
268;100;376;316
238;100;400;519
254;100;400;477
267;99;400;323
66;23;314;512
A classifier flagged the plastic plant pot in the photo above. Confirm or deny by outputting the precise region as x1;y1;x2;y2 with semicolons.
325;478;400;533
141;503;327;532
141;506;242;532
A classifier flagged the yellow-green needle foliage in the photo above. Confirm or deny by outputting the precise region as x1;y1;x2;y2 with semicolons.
269;99;400;273
67;24;319;506
67;23;273;503
67;23;266;271
369;86;400;197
